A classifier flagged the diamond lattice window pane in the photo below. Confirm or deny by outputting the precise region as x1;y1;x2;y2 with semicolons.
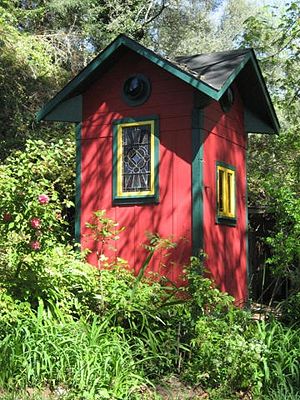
122;124;151;192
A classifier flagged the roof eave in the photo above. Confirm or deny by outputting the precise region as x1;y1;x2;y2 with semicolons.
37;35;280;135
36;34;220;122
218;50;280;134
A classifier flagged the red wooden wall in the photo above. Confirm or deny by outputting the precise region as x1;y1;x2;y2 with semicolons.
203;86;248;304
80;49;194;284
79;48;248;301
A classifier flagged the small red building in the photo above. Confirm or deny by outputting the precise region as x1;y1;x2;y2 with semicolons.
38;35;279;304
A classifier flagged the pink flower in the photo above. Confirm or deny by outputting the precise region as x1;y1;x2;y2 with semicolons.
30;217;41;229
38;194;49;204
30;241;41;251
3;212;12;222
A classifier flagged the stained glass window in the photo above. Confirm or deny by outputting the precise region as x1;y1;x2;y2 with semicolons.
113;117;159;203
122;124;151;192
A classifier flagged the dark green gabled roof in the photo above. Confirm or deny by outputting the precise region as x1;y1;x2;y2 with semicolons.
37;34;280;134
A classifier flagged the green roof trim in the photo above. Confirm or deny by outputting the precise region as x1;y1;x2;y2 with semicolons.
36;36;126;122
37;34;280;134
248;51;280;134
217;52;252;99
37;35;220;122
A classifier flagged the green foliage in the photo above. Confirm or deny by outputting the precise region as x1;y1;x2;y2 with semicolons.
243;2;300;118
182;258;262;395
0;244;100;311
85;209;125;264
243;2;300;301
0;7;70;153
0;289;32;339
0;139;75;249
2;0;167;55
148;0;256;56
265;186;300;281
281;292;300;326
1;232;300;398
257;320;300;395
185;313;263;393
0;301;148;399
0;138;77;305
185;255;236;317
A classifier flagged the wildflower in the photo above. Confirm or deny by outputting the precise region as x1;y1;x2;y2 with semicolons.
99;254;108;262
30;241;41;251
3;212;12;222
30;217;41;229
38;194;49;204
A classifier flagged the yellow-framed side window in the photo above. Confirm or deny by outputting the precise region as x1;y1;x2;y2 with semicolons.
113;117;159;203
217;163;236;220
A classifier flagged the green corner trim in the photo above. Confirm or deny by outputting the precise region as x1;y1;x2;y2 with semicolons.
245;149;249;301
75;124;81;244
112;115;159;205
192;108;204;255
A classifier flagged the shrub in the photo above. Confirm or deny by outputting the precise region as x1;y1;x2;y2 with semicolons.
183;311;263;394
280;292;300;326
0;138;75;255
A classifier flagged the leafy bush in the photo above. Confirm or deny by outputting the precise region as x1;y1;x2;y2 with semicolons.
0;289;32;340
0;139;75;249
0;244;102;311
183;311;263;394
281;292;300;326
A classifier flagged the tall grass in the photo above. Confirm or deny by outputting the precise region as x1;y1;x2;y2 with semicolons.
0;301;151;399
258;320;300;396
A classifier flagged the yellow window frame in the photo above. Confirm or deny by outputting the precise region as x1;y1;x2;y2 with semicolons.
217;164;236;219
116;120;155;198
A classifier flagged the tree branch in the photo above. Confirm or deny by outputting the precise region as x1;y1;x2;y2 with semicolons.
144;0;167;25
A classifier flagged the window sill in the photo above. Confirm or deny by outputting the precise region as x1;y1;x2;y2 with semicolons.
216;216;237;227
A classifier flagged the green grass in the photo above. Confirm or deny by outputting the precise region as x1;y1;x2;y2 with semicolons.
257;320;300;394
0;301;152;399
1;256;300;399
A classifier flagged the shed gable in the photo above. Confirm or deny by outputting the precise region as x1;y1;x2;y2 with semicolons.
37;34;279;135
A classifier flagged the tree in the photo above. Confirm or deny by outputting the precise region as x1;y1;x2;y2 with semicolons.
146;0;259;56
242;2;300;290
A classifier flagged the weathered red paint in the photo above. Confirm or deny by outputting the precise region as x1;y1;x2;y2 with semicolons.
81;49;193;285
203;87;248;304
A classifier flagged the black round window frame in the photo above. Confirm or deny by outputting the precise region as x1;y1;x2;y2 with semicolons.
220;87;234;113
122;74;151;107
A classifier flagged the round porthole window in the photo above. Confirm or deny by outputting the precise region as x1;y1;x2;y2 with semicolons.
122;74;151;106
220;87;234;113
